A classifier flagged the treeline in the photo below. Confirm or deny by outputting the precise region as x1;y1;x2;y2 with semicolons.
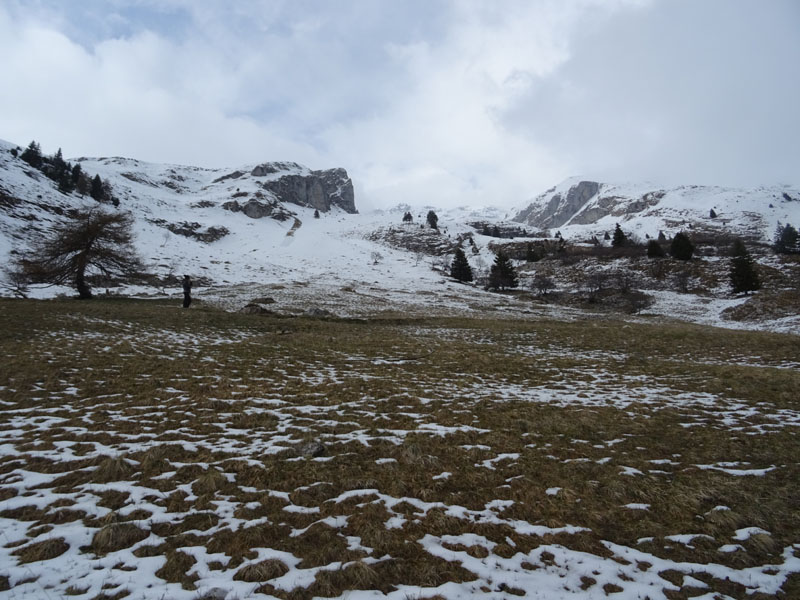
13;141;118;206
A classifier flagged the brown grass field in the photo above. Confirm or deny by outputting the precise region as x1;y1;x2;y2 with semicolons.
1;297;799;599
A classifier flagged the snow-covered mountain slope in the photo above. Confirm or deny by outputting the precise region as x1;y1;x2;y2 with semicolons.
512;176;800;242
0;138;512;316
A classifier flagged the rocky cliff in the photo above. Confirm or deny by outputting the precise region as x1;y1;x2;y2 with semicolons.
251;164;356;214
513;180;599;229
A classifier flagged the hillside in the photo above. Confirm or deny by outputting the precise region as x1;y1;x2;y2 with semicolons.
511;177;800;243
1;139;799;333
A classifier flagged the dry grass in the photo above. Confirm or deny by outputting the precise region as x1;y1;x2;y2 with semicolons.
233;559;289;582
12;537;69;563
0;297;798;598
91;523;150;554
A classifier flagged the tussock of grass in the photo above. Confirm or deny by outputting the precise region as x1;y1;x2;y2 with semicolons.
233;559;289;582
91;523;149;553
154;550;197;588
92;456;136;483
12;538;69;563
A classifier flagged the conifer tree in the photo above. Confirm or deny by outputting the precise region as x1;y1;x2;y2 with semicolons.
450;247;473;282
773;223;798;254
612;223;627;248
670;231;694;260
646;239;665;258
20;141;43;168
730;239;760;295
91;174;104;201
426;210;439;229
71;164;83;187
488;250;518;291
15;208;143;299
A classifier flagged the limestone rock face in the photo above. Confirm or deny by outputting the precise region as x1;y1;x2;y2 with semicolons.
250;165;356;214
514;181;600;229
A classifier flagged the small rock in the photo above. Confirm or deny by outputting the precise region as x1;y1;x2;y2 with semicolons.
239;303;272;314
299;441;327;458
198;588;228;600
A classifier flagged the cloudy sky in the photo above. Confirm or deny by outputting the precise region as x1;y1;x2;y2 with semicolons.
1;0;798;209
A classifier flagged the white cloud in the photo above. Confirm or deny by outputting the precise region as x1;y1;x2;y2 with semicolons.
1;0;797;211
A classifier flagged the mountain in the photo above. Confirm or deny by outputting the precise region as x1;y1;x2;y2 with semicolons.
1;139;798;333
0;138;502;317
511;176;800;242
0;138;359;277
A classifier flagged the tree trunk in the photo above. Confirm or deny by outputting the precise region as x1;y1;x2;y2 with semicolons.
75;260;92;299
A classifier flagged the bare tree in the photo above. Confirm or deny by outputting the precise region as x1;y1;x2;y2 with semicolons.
1;266;30;298
532;272;556;296
15;208;143;299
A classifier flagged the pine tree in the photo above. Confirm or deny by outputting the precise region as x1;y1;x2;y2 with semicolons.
20;141;43;169
670;231;694;260
730;239;760;295
314;209;320;218
450;247;473;282
402;211;413;223
426;210;438;229
91;175;104;201
488;251;518;291
773;223;799;255
646;239;665;258
709;208;717;218
71;164;83;186
612;223;627;248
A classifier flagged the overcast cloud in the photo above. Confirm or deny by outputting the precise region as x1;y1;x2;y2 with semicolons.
1;0;798;209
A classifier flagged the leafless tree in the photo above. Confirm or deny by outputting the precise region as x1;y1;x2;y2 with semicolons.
15;208;143;299
532;272;556;296
1;266;30;298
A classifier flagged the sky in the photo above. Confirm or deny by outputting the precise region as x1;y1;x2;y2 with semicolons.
1;0;798;210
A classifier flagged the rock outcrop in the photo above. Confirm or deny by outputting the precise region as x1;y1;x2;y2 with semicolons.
514;181;600;229
251;165;356;214
222;198;294;221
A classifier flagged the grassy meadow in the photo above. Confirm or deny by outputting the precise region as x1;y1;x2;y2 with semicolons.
1;297;799;599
